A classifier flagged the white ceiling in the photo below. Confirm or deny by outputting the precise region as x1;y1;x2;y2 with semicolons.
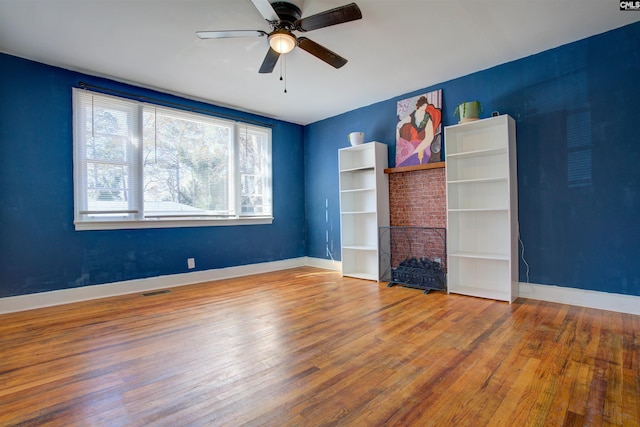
1;0;638;125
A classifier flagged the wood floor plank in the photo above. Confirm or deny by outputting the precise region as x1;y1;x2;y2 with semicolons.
1;267;639;426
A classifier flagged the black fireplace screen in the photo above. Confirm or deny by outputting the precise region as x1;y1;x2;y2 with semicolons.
379;226;447;294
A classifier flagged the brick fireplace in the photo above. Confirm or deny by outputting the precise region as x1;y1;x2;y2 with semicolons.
380;162;448;291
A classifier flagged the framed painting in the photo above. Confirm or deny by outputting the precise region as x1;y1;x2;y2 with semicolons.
395;89;442;167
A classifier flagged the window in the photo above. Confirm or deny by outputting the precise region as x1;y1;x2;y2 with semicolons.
73;88;272;230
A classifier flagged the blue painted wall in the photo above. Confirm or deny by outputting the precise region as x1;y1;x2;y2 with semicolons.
305;22;640;296
3;22;639;299
0;54;306;298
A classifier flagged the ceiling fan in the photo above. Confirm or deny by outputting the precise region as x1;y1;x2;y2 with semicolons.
196;0;362;73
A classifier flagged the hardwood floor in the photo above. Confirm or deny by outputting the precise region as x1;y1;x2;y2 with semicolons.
1;267;638;426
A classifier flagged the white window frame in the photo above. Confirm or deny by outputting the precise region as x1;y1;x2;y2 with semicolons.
72;88;273;231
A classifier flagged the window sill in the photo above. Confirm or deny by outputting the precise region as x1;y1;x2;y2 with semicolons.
74;216;274;231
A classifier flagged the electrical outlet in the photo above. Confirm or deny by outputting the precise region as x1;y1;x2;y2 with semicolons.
187;258;195;269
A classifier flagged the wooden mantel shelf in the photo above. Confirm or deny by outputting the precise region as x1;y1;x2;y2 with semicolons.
384;161;445;174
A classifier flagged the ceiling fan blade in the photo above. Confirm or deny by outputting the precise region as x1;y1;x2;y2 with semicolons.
298;37;347;69
259;47;280;73
295;3;362;32
250;0;279;22
196;30;267;39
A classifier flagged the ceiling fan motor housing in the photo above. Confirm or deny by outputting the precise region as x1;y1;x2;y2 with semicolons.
271;2;302;28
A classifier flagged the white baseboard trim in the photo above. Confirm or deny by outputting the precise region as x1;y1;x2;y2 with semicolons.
0;257;313;314
303;256;342;271
4;261;636;316
518;282;640;316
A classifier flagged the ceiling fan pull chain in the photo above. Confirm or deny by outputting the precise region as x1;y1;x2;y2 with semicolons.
284;55;288;93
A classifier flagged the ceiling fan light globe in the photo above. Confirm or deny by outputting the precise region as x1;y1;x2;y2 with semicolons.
269;31;296;54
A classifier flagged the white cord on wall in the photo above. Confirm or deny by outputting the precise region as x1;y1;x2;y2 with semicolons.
325;198;335;262
519;234;530;283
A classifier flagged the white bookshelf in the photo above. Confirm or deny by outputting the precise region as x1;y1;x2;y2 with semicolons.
339;142;390;281
444;115;519;302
